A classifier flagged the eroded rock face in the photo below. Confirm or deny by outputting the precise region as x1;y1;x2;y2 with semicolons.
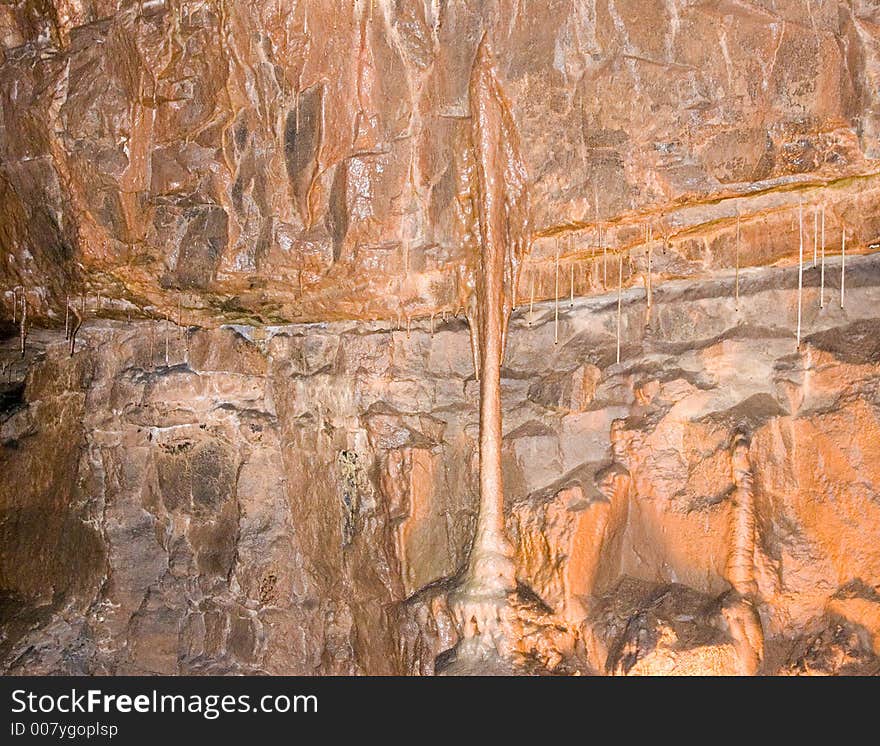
2;1;880;331
2;257;879;674
2;1;880;676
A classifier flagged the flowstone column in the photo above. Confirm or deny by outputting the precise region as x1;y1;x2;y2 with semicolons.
449;37;530;658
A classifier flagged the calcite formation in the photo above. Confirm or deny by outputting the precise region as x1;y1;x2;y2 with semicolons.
2;1;880;676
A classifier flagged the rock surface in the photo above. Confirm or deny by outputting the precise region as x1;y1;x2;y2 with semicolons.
2;0;880;329
2;255;879;674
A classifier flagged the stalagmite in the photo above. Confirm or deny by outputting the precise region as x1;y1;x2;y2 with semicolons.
616;251;623;364
820;204;826;308
727;433;758;596
840;225;846;308
450;38;530;656
724;432;764;675
797;202;804;347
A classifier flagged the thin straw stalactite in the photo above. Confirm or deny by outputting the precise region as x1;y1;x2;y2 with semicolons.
796;202;804;348
19;294;27;356
529;268;534;326
735;213;740;311
840;225;846;308
820;204;825;308
646;223;653;311
554;238;559;345
69;304;82;357
616;250;623;364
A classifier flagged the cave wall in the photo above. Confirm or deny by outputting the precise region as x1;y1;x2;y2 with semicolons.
2;0;880;326
2;254;879;674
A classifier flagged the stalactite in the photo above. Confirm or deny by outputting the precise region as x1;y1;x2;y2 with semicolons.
840;225;846;308
616;251;623;364
68;304;81;357
468;305;480;381
554;238;559;345
569;261;574;308
601;226;607;290
64;294;70;339
165;314;170;366
735;213;740;311
820;204;826;308
450;38;530;651
813;205;818;266
19;294;27;356
529;269;534;326
797;202;804;348
646;224;653;311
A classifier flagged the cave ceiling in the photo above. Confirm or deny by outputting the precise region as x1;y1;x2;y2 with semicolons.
2;0;880;327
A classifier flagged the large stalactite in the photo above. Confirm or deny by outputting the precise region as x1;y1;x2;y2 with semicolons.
450;37;529;657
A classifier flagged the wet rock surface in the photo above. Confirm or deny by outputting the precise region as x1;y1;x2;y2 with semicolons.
2;257;879;674
2;1;880;329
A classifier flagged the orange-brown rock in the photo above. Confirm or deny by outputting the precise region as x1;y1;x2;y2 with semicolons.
2;1;880;677
3;255;879;674
2;1;880;330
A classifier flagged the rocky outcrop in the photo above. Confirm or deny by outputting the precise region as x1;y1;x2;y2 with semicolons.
3;254;879;675
2;1;880;332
